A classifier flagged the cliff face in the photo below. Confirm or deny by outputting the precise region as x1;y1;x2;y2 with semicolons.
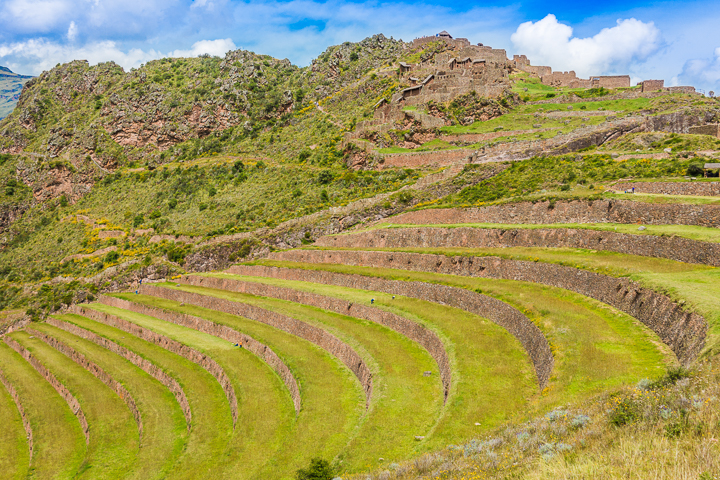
0;66;34;121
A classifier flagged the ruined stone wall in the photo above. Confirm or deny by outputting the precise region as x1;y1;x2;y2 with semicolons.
137;285;374;407
70;304;239;428
180;274;452;401
224;265;554;389
47;317;192;428
0;367;33;464
3;336;90;444
379;148;472;169
542;71;579;87
667;86;697;94
98;296;301;414
315;226;720;267
614;181;720;196
391;199;720;228
594;76;631;88
688;124;720;137
27;328;143;438
518;64;552;76
272;250;707;365
641;80;664;92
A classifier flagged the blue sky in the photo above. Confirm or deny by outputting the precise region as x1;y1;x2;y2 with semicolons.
0;0;719;93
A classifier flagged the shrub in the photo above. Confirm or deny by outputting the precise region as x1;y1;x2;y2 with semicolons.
319;190;329;202
295;457;334;480
349;52;359;62
168;198;178;209
149;209;162;219
610;397;638;426
104;251;120;264
317;170;333;184
687;164;704;176
133;214;144;227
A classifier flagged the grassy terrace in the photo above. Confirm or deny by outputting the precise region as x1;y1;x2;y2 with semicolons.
88;300;295;479
0;342;86;479
161;279;537;453
358;222;720;244
304;245;720;357
0;366;30;479
224;263;669;404
60;312;231;480
127;287;443;471
35;320;187;480
107;294;364;479
9;330;138;480
606;192;720;205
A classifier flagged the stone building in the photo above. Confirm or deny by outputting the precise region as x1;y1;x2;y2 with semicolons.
640;79;664;92
689;124;720;137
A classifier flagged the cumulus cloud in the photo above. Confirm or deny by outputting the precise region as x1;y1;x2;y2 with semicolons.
677;47;720;93
511;14;661;77
168;38;237;58
67;21;78;42
0;0;73;32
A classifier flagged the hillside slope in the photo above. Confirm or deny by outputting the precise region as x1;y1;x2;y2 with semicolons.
0;66;33;121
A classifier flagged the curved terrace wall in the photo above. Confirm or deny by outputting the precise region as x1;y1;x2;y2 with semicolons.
178;275;452;401
614;182;720;197
3;336;90;444
316;227;720;267
27;328;143;438
98;296;301;414
47;317;192;429
273;249;708;365
391;200;720;228
0;367;33;465
224;265;554;389
69;304;239;428
137;284;374;407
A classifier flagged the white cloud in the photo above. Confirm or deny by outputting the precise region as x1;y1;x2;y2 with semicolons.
67;21;78;42
168;38;237;58
677;47;720;92
510;14;661;77
0;0;72;32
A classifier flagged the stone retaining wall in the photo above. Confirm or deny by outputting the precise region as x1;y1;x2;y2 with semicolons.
0;367;33;465
316;227;720;267
138;285;374;407
613;182;720;197
98;296;301;414
27;328;143;438
180;275;452;402
47;317;192;429
273;250;708;365
379;149;472;169
3;336;90;444
391;199;720;228
70;304;239;428
225;265;554;389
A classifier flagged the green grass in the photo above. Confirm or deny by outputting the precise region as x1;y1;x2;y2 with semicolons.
9;329;138;480
605;192;720;205
134;286;443;471
60;311;234;480
0;342;86;479
36;319;188;480
228;262;669;408
364;222;720;244
108;293;364;479
96;296;296;479
179;276;539;451
0;366;30;479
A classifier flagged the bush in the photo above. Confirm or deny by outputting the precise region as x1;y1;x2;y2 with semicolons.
687;164;704;176
133;214;144;227
317;170;333;184
610;397;638;426
295;458;334;480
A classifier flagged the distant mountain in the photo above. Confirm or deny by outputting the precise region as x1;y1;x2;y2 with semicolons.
0;66;34;120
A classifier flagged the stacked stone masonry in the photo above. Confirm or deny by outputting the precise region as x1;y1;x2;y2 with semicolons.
181;274;452;401
391;200;720;228
99;296;301;414
318;225;720;268
27;328;143;438
3;336;90;444
613;182;720;197
47;317;192;429
0;367;33;465
688;124;720;137
224;265;554;388
138;285;374;407
70;304;239;428
273;250;707;365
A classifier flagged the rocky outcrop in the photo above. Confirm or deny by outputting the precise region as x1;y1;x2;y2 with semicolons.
69;304;239;428
97;296;302;414
391;199;720;228
316;226;720;267
138;284;374;407
179;274;452;402
26;328;143;438
3;336;90;444
223;265;554;389
271;249;708;365
0;367;33;465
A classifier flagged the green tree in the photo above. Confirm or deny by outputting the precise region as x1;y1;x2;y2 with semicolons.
295;458;334;480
